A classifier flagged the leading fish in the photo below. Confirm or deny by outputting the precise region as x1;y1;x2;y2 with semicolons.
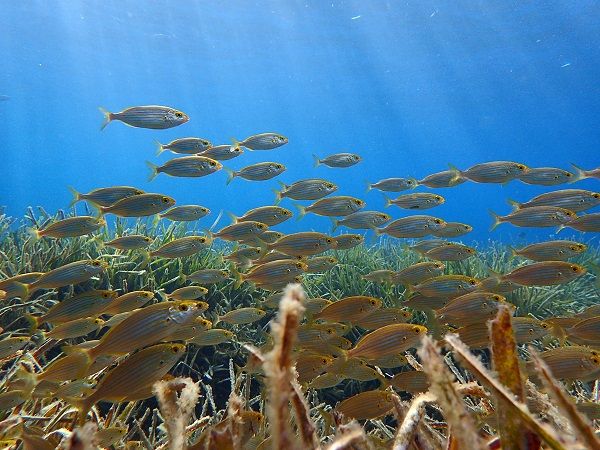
418;169;467;188
100;105;188;130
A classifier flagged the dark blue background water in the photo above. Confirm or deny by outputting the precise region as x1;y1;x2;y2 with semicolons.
1;1;599;244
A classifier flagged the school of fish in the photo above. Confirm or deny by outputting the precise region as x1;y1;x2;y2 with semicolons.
0;104;599;448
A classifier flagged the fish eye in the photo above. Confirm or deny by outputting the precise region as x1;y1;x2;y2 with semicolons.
469;280;477;285
209;161;216;166
517;164;526;170
413;326;422;333
493;295;501;301
102;292;110;298
175;112;183;118
326;238;333;243
434;219;442;224
407;180;413;185
322;358;328;364
92;261;101;266
571;266;579;272
179;304;189;311
144;237;152;242
370;299;377;305
172;346;180;353
541;322;549;329
162;197;170;203
594;193;600;199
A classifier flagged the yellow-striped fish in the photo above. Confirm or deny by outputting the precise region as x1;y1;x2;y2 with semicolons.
226;162;285;184
149;235;211;259
28;216;105;240
155;137;211;155
74;342;186;424
69;186;144;207
102;291;154;315
336;390;394;420
27;260;108;296
451;161;528;184
266;232;337;256
496;261;586;286
315;296;382;323
348;324;427;359
510;240;587;261
99;193;175;217
104;235;153;251
100;105;188;130
384;193;445;210
219;308;266;325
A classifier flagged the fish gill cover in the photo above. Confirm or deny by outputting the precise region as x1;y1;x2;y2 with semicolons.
0;2;599;450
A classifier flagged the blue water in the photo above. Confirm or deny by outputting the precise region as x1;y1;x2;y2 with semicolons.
1;1;599;243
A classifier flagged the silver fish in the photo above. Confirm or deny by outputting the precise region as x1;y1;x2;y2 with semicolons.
199;144;244;160
297;196;365;218
313;153;361;168
367;178;417;192
518;167;575;186
159;205;210;222
147;156;222;181
155;137;211;155
233;133;288;150
274;178;337;203
226;162;285;184
509;189;600;213
332;210;391;231
100;105;188;130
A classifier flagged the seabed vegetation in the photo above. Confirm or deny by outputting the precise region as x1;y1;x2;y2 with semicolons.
0;208;599;449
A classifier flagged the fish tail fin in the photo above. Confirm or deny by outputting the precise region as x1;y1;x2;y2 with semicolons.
409;177;419;189
507;245;518;260
226;211;238;224
365;180;372;192
139;250;152;269
224;167;236;185
66;394;95;426
230;138;244;152
404;284;415;297
99;107;113;131
146;161;159;182
67;186;81;208
154;140;166;156
178;273;187;284
488;210;502;231
272;188;282;205
294;203;306;220
506;198;522;210
27;227;41;241
447;163;463;182
231;266;244;289
312;154;321;167
382;194;392;208
570;163;587;182
152;214;162;227
330;218;339;233
555;224;566;234
486;267;502;284
23;313;39;333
